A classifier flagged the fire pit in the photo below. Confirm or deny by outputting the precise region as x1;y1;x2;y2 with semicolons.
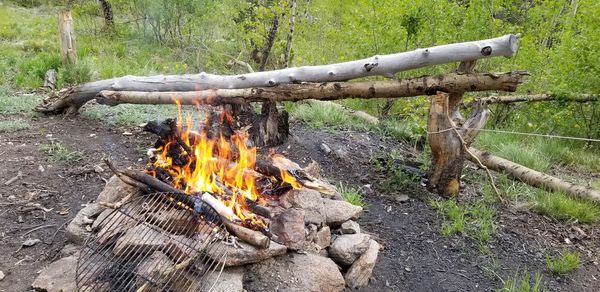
32;113;380;292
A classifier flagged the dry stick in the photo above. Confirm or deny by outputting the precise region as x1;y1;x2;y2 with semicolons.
21;224;56;237
4;171;23;186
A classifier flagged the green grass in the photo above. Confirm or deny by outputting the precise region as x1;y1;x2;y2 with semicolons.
593;180;600;191
499;268;544;292
534;191;600;224
287;102;370;131
0;119;29;133
40;142;83;163
429;198;497;244
476;131;600;173
371;151;421;193
337;183;367;207
80;104;203;127
546;251;581;275
0;93;43;115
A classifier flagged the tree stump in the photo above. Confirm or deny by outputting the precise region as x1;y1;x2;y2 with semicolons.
427;92;490;196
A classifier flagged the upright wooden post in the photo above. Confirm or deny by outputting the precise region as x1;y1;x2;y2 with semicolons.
58;11;77;65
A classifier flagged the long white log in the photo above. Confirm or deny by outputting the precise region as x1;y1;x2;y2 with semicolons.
37;34;518;114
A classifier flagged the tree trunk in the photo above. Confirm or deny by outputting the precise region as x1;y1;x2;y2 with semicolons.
427;92;489;196
468;148;600;203
259;16;280;71
98;0;114;30
95;72;527;106
58;11;77;65
284;0;297;68
37;34;519;115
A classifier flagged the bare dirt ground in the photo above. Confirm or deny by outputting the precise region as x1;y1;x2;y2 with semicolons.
1;115;599;291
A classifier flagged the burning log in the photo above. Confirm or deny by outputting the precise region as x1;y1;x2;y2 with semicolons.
223;219;270;249
95;71;527;106
36;34;518;115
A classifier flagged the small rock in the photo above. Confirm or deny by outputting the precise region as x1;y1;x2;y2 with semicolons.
329;234;370;266
97;175;142;203
38;165;45;172
66;203;105;245
319;143;331;154
93;165;104;173
340;220;360;234
22;238;41;247
0;270;4;281
270;208;306;250
122;131;133;136
7;195;16;200
345;240;380;288
314;226;331;249
395;194;410;203
323;198;362;226
303;161;322;179
32;255;77;292
333;148;348;160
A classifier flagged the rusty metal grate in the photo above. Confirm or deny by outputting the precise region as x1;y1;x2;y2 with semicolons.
76;193;229;291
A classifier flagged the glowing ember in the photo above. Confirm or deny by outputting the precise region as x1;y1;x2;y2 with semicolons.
147;104;300;228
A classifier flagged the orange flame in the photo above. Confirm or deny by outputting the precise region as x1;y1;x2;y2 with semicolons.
148;101;300;227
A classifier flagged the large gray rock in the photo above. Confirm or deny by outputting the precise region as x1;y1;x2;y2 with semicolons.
270;208;306;250
345;240;380;288
208;240;287;267
245;253;345;292
280;188;325;225
323;198;362;226
328;234;370;266
173;267;244;291
31;255;77;292
113;224;168;257
65;203;105;245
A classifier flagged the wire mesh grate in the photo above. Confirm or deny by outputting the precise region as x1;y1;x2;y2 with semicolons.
76;193;229;292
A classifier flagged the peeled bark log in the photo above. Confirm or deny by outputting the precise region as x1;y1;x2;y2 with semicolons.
37;34;518;115
468;148;600;203
427;92;490;196
469;94;599;106
95;71;527;106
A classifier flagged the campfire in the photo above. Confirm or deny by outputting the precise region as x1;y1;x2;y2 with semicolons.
43;106;378;292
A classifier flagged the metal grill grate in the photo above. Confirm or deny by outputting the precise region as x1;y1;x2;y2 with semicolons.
76;193;229;292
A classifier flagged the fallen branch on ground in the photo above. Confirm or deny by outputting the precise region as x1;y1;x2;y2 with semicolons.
467;94;599;107
468;148;600;203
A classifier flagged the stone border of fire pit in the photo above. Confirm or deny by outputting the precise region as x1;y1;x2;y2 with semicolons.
32;163;380;291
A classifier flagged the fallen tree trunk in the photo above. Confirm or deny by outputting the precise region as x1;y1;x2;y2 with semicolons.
36;34;518;115
95;71;527;106
468;148;600;203
469;94;599;106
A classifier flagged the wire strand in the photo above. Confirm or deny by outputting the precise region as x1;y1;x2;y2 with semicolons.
427;127;600;143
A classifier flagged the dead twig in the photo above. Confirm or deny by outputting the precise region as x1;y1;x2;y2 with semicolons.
4;171;23;185
21;224;56;237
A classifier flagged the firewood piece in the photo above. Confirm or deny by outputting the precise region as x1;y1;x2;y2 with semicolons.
468;148;600;203
255;155;337;195
37;34;518;115
94;71;527;107
223;218;270;249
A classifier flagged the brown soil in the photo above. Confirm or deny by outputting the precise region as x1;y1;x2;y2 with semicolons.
0;115;599;291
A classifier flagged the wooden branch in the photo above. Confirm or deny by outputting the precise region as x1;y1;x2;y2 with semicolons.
468;148;600;203
37;34;519;114
95;71;527;106
223;218;270;249
468;94;599;106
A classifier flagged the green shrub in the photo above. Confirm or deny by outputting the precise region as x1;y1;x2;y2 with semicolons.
15;52;60;88
57;61;93;87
